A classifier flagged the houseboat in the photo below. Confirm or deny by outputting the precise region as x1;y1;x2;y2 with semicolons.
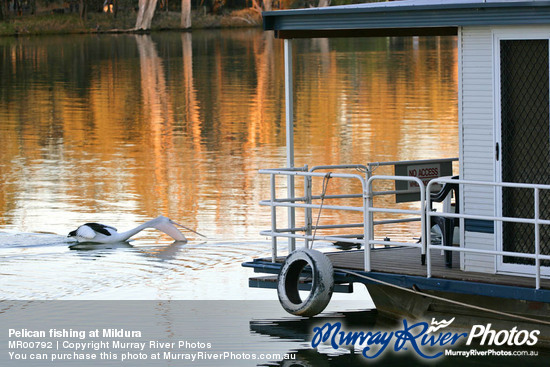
243;0;550;334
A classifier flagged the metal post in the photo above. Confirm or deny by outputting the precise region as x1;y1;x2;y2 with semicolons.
363;164;374;271
430;184;434;278
304;165;312;249
535;188;540;289
426;184;432;278
364;180;372;272
284;38;296;252
270;174;278;262
284;39;295;168
366;165;374;249
364;165;373;271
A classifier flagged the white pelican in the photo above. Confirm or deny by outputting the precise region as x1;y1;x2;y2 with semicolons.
68;216;204;243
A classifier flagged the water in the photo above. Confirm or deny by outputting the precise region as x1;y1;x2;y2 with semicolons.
0;30;464;365
0;30;458;300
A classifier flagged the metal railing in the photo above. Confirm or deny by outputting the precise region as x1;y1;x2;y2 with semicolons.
259;160;447;266
426;177;550;289
259;166;368;262
259;160;550;290
364;175;426;272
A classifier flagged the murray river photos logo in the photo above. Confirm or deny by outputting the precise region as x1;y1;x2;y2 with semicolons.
310;318;540;359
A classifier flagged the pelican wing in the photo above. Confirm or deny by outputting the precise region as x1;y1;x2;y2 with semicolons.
76;225;99;239
84;223;117;236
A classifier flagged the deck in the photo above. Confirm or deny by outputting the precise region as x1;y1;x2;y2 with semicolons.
326;247;550;290
244;246;550;303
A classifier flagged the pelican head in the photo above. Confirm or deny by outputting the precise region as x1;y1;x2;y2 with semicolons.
147;216;187;241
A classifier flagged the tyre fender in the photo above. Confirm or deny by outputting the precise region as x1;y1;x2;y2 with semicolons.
277;248;334;317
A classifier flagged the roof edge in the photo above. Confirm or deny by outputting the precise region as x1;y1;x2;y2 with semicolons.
263;1;550;18
263;1;550;38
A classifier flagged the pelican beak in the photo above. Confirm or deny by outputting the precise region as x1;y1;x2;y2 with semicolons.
169;220;207;238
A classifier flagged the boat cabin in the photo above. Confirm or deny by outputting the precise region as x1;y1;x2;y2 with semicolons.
244;0;550;322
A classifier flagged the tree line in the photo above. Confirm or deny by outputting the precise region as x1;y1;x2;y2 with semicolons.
0;0;377;30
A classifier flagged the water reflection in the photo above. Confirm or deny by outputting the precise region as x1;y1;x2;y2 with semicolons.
0;300;547;366
0;30;458;299
250;310;405;367
251;310;548;367
69;241;134;252
251;309;379;341
0;31;457;238
68;239;199;264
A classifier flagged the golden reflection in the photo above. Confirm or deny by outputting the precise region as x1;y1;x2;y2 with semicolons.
135;34;176;216
0;32;458;240
182;32;202;154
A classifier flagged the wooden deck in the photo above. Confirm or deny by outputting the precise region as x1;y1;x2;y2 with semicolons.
244;247;550;326
245;246;550;302
325;246;550;290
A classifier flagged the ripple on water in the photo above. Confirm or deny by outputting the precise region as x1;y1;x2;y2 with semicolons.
0;231;280;300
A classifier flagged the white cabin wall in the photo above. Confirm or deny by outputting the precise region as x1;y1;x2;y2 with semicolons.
459;26;496;273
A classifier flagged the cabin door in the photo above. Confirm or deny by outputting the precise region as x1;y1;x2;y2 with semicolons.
497;37;550;274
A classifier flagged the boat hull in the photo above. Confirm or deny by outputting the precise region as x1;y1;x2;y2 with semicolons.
366;283;550;345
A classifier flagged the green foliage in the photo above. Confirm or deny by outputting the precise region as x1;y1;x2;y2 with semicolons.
0;13;84;35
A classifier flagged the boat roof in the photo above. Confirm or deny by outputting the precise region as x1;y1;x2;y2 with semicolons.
263;0;550;38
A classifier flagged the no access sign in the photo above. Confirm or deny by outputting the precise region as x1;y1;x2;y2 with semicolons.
394;160;453;203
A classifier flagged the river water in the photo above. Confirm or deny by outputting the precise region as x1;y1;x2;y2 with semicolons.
0;29;464;366
0;29;458;300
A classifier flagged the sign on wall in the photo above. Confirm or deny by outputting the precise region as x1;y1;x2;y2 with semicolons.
394;160;453;202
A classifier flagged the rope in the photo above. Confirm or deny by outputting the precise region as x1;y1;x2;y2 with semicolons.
337;268;550;326
309;172;332;249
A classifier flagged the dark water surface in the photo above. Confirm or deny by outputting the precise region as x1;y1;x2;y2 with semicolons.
1;301;546;367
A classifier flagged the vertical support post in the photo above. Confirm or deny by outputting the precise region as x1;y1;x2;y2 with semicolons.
284;39;295;167
366;166;374;250
426;182;432;278
364;178;372;272
304;165;312;249
534;188;540;289
364;166;373;271
270;174;277;262
459;181;464;268
421;180;429;278
284;38;296;252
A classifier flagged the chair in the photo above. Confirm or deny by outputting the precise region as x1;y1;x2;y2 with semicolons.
430;176;459;268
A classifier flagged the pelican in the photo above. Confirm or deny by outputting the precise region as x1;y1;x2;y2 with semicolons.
68;216;204;243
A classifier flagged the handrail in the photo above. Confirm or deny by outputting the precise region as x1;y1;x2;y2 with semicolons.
259;162;549;294
260;164;446;270
310;164;368;172
426;177;550;289
259;167;430;267
259;168;368;260
259;168;365;181
366;175;426;271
